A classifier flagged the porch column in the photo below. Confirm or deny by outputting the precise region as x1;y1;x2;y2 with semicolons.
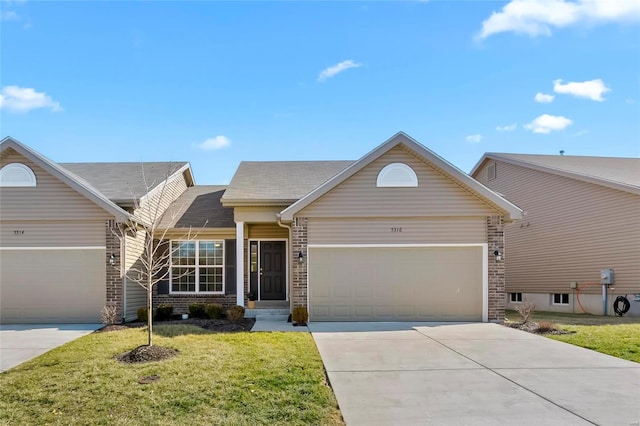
236;221;245;306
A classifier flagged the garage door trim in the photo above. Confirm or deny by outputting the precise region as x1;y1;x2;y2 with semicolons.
307;243;488;322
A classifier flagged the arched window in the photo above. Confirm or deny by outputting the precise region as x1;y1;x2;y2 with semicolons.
0;163;37;187
376;163;418;187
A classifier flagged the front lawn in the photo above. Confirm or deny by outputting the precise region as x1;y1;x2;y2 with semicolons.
547;324;640;363
505;310;640;363
0;326;344;425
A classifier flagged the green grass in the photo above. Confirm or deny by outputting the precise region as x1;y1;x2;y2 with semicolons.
0;326;344;426
547;324;640;363
506;310;640;363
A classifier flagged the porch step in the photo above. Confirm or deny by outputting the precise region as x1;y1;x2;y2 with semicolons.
245;308;290;319
254;301;289;309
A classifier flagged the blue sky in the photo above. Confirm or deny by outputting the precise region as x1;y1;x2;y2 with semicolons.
2;0;639;184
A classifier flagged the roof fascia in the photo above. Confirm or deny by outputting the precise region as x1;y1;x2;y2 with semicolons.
221;199;297;208
280;132;523;221
1;137;131;222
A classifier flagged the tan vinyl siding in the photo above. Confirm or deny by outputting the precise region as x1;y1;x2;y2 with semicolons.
134;172;189;224
248;223;288;239
0;148;112;221
160;228;236;240
308;218;487;245
299;146;500;218
124;230;147;321
475;160;640;295
235;206;288;223
0;221;105;247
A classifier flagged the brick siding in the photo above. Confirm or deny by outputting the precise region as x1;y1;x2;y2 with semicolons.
291;217;308;309
487;215;506;323
153;293;237;314
105;220;124;322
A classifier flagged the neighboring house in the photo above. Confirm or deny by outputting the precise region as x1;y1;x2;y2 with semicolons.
472;153;640;316
1;133;522;324
0;136;193;323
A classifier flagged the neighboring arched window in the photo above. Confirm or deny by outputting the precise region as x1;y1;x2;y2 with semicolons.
0;163;37;187
376;163;418;187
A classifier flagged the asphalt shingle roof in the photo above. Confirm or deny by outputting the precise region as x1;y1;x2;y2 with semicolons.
158;185;234;229
59;162;189;203
222;160;354;202
491;153;640;188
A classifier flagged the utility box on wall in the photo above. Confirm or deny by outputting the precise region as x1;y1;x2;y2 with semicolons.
600;269;614;285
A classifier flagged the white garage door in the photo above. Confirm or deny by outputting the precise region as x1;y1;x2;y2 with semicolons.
0;249;106;323
309;245;486;322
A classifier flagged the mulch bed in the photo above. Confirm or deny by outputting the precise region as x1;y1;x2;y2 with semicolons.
96;317;255;334
115;345;178;364
506;321;574;335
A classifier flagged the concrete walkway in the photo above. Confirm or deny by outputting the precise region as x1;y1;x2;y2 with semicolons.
251;319;309;332
0;324;102;372
309;322;640;426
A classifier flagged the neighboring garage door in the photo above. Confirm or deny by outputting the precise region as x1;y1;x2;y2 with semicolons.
0;249;105;323
309;245;485;321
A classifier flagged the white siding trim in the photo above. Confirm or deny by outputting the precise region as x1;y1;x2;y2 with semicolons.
236;221;245;306
0;246;106;250
307;243;489;323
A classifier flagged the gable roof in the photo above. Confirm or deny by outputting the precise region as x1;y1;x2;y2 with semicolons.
221;160;354;206
158;185;234;229
60;162;193;205
280;132;523;221
471;153;640;196
0;136;131;222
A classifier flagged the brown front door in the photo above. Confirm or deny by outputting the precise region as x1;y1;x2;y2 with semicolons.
260;241;286;300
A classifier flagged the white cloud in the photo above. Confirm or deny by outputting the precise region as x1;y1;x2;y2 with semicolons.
626;98;636;104
197;136;231;151
525;114;573;133
1;10;19;21
534;92;555;103
0;85;62;113
465;134;483;143
477;0;640;40
496;123;518;132
317;60;362;82
553;78;610;101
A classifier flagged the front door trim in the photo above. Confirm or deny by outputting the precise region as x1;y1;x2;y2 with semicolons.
248;239;289;301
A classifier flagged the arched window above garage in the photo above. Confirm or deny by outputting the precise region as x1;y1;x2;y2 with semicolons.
376;162;418;187
0;163;37;187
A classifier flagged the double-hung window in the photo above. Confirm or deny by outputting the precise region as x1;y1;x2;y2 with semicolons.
171;241;224;293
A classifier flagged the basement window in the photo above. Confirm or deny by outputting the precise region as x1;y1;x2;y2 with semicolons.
509;292;523;303
0;163;37;187
552;293;569;305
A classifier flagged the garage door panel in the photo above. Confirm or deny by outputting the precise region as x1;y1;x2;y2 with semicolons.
1;249;105;323
309;246;483;322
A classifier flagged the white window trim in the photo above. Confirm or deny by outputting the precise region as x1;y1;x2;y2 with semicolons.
552;293;570;305
0;163;37;187
509;292;523;303
169;240;225;295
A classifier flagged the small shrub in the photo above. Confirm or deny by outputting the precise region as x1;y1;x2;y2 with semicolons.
189;303;207;318
226;305;245;324
100;305;118;325
205;303;224;319
137;307;149;322
155;304;173;321
537;321;558;333
292;306;308;325
515;301;536;324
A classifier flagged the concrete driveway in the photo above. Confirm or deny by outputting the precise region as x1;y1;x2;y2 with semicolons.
309;322;640;426
0;324;102;372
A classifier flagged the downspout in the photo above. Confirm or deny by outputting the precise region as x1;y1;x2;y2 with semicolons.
277;215;293;313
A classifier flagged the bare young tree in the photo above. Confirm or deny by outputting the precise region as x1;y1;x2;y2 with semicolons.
112;164;200;347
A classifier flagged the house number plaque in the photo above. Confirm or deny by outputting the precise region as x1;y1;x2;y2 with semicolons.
390;227;402;233
13;230;25;235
